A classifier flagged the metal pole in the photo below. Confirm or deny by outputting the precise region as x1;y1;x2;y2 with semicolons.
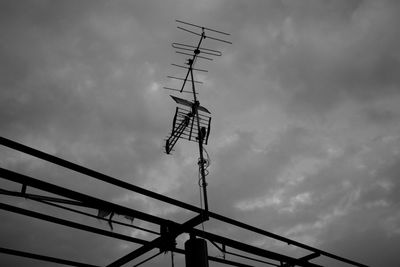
188;30;209;217
190;66;209;217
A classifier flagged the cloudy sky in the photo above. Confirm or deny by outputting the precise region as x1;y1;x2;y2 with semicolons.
1;0;400;266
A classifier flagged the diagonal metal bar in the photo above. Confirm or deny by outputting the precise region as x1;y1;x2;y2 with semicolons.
107;214;206;267
300;252;321;261
281;253;321;267
165;113;190;154
0;247;100;267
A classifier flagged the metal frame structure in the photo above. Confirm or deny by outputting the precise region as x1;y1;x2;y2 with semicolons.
0;136;368;266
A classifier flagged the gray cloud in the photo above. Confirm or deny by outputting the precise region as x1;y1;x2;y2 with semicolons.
272;1;400;116
1;1;400;266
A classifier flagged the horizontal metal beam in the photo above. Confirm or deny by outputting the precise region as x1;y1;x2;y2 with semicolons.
0;202;251;267
173;247;255;267
1;188;158;235
0;168;323;267
0;167;171;227
0;136;368;267
231;253;278;267
0;188;87;207
0;202;147;245
190;229;322;267
37;199;157;235
222;249;279;267
0;247;99;267
208;213;367;267
0;136;203;215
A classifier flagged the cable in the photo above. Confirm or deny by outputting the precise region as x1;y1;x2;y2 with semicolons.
198;147;211;188
198;147;211;231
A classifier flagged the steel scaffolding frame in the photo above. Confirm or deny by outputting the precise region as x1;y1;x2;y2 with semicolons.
0;137;368;267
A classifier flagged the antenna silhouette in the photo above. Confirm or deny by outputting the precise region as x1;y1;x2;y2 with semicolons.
164;20;231;215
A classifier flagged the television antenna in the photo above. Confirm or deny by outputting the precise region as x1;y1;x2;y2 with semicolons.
163;19;231;215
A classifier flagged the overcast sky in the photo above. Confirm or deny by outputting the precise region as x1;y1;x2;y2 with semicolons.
1;1;400;266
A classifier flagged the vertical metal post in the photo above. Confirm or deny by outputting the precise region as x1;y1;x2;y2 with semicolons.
191;70;209;216
188;30;209;217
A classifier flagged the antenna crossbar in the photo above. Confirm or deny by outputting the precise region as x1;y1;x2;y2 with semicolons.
176;51;213;61
175;19;231;36
177;26;203;37
172;42;222;56
171;63;208;73
168;76;203;84
163;87;197;94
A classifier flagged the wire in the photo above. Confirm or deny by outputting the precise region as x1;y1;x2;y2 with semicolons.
203;147;211;176
198;147;211;188
198;147;211;231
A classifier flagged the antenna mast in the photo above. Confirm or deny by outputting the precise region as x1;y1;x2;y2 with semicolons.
164;20;231;217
